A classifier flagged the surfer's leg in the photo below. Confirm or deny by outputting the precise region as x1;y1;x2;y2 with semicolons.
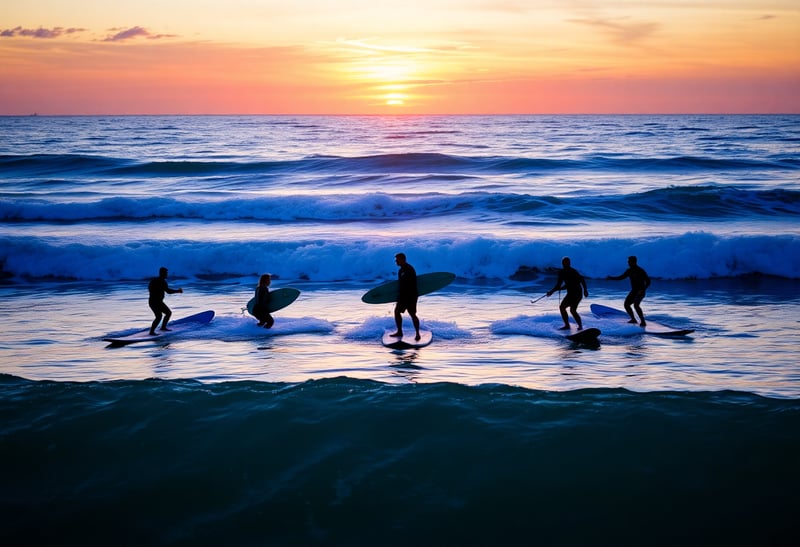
391;303;404;337
149;302;162;335
408;299;421;340
263;313;274;328
150;314;161;335
571;308;583;330
633;294;646;326
160;304;173;331
410;313;421;340
623;293;637;323
558;300;570;329
571;295;583;329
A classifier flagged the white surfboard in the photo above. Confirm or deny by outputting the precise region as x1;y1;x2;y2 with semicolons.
381;329;433;349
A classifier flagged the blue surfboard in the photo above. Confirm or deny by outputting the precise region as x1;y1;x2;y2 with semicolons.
104;310;215;346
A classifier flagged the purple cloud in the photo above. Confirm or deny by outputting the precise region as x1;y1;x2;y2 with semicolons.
1;26;86;38
103;26;176;42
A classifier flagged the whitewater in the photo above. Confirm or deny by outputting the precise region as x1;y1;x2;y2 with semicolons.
1;115;798;546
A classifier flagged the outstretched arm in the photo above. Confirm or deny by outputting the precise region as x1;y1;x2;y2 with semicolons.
607;270;628;281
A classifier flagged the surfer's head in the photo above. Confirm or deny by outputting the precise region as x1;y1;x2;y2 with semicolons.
561;256;571;267
159;267;168;277
395;253;407;266
259;273;271;287
628;256;638;266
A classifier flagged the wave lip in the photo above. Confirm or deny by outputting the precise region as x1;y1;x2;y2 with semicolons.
2;232;799;281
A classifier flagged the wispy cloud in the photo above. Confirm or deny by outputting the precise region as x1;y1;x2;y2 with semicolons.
569;16;659;47
103;26;177;42
336;39;432;55
0;26;86;39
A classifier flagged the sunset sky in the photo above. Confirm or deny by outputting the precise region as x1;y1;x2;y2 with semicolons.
2;0;798;114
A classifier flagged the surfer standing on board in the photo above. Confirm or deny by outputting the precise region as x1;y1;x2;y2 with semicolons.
252;273;275;328
546;256;589;330
390;253;421;341
607;255;651;327
148;267;183;335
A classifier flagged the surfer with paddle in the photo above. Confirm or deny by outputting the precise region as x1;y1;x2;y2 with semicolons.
389;253;421;341
148;267;183;335
546;256;589;330
607;255;651;327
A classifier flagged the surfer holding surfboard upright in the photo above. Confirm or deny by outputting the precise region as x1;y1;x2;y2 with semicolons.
389;253;421;341
252;273;275;328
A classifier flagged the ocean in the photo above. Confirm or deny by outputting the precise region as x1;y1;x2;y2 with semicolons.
1;115;799;545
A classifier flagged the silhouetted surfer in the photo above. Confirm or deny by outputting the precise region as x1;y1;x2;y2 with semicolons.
546;256;589;330
148;267;183;335
389;253;421;341
607;255;651;326
252;273;275;328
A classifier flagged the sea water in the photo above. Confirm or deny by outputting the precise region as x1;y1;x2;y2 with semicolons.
1;115;798;545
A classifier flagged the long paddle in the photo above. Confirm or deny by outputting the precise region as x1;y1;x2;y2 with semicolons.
530;293;549;304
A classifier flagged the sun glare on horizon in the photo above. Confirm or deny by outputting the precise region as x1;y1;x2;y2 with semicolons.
342;48;426;109
384;93;406;106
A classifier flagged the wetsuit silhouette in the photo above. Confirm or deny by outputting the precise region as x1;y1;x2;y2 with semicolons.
149;268;182;335
390;253;421;340
547;257;589;330
608;256;651;326
252;277;274;328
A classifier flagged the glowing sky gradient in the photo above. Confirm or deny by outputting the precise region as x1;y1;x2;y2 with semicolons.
2;0;798;114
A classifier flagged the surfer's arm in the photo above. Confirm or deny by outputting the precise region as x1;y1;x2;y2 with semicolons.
546;274;563;296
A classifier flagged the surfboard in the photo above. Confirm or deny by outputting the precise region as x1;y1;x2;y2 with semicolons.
590;304;694;336
246;287;301;316
362;272;456;304
565;327;601;344
382;329;433;349
104;310;215;347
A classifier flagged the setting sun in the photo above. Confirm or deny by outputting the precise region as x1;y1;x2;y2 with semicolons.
384;93;406;106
